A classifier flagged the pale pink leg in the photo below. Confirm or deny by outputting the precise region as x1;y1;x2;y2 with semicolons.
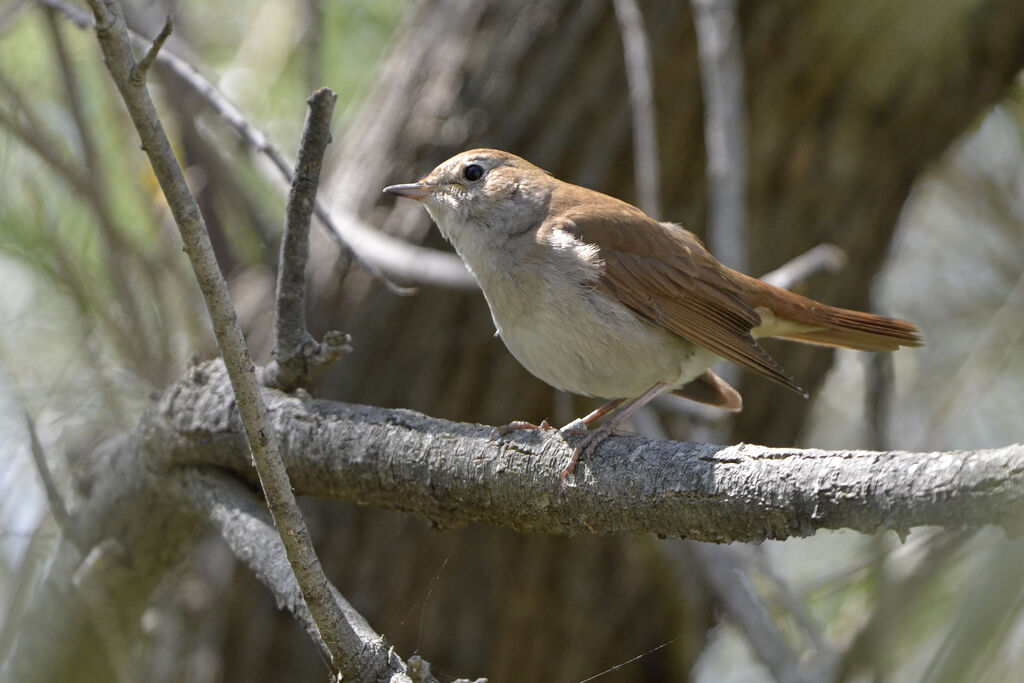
558;398;626;435
490;397;626;440
581;398;626;425
560;382;671;484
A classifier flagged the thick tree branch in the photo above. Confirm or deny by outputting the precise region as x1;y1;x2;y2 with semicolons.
150;360;1024;542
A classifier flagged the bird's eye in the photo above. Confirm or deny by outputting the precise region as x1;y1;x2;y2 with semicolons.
463;163;484;182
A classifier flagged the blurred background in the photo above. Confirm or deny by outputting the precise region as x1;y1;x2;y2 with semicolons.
1;0;1023;681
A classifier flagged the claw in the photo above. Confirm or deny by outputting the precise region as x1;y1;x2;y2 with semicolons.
489;419;553;440
559;446;583;484
558;423;627;486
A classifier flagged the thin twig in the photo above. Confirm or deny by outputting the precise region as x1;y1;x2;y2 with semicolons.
265;87;353;391
131;14;170;82
865;351;894;450
613;0;660;217
43;8;99;171
81;1;398;677
24;411;76;545
690;0;747;271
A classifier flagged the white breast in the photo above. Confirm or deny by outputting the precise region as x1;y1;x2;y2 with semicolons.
451;224;715;399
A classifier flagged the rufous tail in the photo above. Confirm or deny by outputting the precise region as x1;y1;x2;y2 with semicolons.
740;276;922;352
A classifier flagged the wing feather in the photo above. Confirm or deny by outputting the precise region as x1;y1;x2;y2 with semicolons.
553;201;804;394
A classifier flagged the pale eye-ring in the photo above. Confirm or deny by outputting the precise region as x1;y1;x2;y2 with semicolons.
462;163;484;182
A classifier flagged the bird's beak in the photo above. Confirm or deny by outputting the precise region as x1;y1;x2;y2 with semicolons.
383;182;438;201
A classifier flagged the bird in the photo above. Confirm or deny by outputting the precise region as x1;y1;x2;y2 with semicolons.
384;149;921;482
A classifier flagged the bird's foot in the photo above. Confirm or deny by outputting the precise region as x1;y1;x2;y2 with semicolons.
489;419;552;440
559;423;627;485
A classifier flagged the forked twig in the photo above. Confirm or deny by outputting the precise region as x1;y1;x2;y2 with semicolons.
264;87;353;391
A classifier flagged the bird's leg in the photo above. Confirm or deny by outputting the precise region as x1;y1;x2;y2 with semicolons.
490;396;626;439
560;382;671;484
558;398;626;435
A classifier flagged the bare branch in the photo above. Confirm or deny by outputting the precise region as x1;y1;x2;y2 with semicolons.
759;243;847;290
317;209;471;289
131;14;170;82
264;88;352;391
153;360;1024;542
82;1;400;677
613;0;660;217
690;0;747;271
42;7;100;170
24;412;75;545
174;470;419;683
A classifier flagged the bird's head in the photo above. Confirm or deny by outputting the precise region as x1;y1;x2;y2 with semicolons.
384;149;553;245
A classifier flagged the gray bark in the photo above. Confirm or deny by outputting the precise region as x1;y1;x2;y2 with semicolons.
153;362;1024;542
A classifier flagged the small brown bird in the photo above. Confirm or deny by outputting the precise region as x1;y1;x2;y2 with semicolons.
385;149;921;482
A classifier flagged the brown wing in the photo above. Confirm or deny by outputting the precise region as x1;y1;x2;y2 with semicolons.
551;196;805;395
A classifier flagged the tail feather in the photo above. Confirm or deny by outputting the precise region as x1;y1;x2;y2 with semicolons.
673;369;743;411
740;276;923;352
